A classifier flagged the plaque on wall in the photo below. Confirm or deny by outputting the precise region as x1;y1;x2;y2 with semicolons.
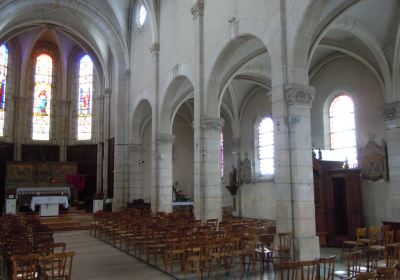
361;139;388;181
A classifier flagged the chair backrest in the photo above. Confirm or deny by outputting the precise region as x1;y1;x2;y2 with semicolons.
384;243;400;267
355;228;367;240
343;250;362;277
10;254;40;280
279;261;299;280
376;266;396;280
42;251;75;280
368;226;379;242
277;232;292;261
298;259;319;280
319;255;336;280
355;271;376;280
365;248;379;272
382;230;394;245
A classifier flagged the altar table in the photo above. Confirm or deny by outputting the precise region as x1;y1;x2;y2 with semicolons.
30;196;69;216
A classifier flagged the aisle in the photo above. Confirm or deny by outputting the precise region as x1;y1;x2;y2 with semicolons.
54;230;174;280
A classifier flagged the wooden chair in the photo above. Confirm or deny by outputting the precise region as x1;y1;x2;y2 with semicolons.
10;254;40;280
370;230;394;253
360;226;379;247
342;228;366;259
355;271;376;280
40;251;75;280
364;248;379;272
274;232;292;264
334;250;362;279
378;243;400;267
254;233;274;271
319;255;336;280
278;261;299;280
298;259;319;280
375;266;396;280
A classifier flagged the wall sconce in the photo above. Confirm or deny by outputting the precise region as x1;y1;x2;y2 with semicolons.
275;120;280;131
138;160;144;165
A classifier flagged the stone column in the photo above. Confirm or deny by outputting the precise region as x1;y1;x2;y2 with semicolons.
383;102;400;220
232;137;241;216
12;95;25;161
102;88;111;197
283;84;319;260
191;0;204;220
200;117;224;221
128;144;143;201
155;134;174;213
59;99;70;161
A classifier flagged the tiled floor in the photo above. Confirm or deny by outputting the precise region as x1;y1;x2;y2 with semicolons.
53;231;346;280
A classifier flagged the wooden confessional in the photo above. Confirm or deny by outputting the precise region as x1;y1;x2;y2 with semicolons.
313;158;363;247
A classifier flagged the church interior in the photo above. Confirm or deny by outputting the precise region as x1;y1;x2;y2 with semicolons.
1;0;400;279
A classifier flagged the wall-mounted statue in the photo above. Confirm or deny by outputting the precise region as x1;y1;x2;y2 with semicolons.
240;153;252;184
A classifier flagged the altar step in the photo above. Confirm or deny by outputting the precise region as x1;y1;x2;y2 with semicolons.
39;210;93;231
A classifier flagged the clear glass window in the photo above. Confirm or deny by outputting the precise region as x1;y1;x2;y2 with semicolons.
329;94;357;167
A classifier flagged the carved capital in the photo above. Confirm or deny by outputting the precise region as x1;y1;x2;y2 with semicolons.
150;42;160;56
155;134;175;145
191;1;204;19
284;84;315;106
201;117;224;132
383;102;400;121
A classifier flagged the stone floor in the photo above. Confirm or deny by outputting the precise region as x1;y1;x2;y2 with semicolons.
53;230;345;280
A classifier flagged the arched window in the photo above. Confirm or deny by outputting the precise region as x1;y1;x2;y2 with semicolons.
220;132;224;179
32;54;53;140
0;44;8;137
329;94;357;167
137;3;147;27
77;55;93;140
256;116;274;177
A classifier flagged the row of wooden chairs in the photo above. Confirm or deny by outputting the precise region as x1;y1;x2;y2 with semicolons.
279;256;336;280
90;209;280;278
10;251;75;280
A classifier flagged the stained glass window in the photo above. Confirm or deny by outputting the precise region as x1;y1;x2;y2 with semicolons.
77;55;93;140
32;54;52;140
257;117;274;176
220;132;224;179
329;94;357;167
0;44;8;137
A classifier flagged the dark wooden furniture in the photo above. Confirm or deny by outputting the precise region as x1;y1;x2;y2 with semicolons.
382;221;400;242
313;158;363;246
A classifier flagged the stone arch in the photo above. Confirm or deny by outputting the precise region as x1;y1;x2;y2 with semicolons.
131;98;152;144
0;0;129;88
159;65;195;134
393;20;400;100
290;0;359;84
204;18;273;117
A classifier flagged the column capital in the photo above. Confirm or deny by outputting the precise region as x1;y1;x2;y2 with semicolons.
284;84;315;106
150;42;160;56
155;133;175;145
383;101;400;121
200;117;224;132
191;0;204;19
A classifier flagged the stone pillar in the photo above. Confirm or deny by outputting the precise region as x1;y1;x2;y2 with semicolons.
200;117;224;221
128;144;143;201
102;88;111;197
191;0;204;220
283;84;319;260
59;99;70;161
383;102;400;220
13;95;25;161
232;137;241;216
155;134;174;213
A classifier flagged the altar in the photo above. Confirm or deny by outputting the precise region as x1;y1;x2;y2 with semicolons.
30;196;69;217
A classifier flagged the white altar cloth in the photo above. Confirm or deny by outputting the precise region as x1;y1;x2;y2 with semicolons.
172;201;194;207
30;196;69;211
17;187;71;198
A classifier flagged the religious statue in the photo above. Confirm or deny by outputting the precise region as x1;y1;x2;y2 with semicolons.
226;165;239;196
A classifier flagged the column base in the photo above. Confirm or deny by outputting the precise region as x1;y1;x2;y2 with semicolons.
293;236;320;260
